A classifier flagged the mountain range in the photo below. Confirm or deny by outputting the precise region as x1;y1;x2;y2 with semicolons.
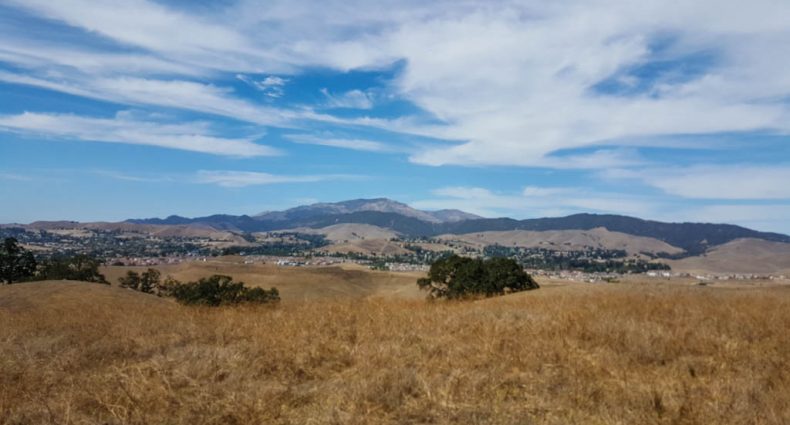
129;198;790;256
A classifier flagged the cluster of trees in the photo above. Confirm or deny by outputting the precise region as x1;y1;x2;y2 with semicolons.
220;233;328;257
169;275;280;306
120;269;280;306
418;255;539;299
119;268;170;294
37;255;107;283
1;238;106;284
0;237;37;284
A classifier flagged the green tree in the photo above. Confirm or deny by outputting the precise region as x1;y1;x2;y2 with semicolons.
0;237;37;284
418;255;538;299
119;271;141;290
139;268;161;294
484;257;537;295
38;255;107;283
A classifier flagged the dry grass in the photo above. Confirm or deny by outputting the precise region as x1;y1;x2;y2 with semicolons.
101;261;425;302
2;281;790;424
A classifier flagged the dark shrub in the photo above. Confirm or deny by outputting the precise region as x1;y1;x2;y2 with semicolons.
169;275;279;306
119;268;161;294
119;270;141;290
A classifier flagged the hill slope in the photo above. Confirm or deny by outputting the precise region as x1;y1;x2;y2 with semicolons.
667;238;790;275
438;228;685;255
0;281;172;312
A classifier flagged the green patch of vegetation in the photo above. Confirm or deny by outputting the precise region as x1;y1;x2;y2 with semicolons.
37;254;108;283
119;269;280;306
418;255;539;299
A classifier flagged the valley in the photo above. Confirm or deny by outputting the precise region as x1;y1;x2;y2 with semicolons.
3;198;789;277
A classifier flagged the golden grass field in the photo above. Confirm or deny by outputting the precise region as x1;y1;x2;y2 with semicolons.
2;267;790;424
101;259;426;301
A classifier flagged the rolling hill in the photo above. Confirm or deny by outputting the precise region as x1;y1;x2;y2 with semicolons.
437;228;685;255
667;238;790;275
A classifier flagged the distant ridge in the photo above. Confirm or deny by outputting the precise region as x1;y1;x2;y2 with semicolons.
126;198;790;255
253;198;481;223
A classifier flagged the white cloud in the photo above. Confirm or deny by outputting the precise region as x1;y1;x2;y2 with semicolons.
237;75;289;98
0;71;302;126
2;0;790;173
417;183;790;234
0;111;278;157
604;166;790;199
3;0;278;73
286;134;393;152
673;204;790;234
0;43;202;76
320;88;374;109
195;170;356;187
414;185;657;218
411;187;518;217
522;186;572;197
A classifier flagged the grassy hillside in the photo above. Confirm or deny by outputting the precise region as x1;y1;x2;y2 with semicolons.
2;280;789;424
668;238;790;275
101;260;424;302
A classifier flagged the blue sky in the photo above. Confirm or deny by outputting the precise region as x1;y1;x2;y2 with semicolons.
1;0;789;233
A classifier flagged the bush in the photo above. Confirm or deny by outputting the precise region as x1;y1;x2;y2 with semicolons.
418;255;538;299
119;268;161;294
169;275;279;306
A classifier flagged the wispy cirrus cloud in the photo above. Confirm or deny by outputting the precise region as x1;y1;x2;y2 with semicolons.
414;185;657;218
415;185;790;233
0;172;33;182
195;170;359;187
3;0;790;168
0;111;278;157
0;71;302;127
320;88;374;109
285;134;394;153
603;166;790;200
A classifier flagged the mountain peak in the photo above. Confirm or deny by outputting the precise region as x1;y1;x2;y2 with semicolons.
256;198;476;224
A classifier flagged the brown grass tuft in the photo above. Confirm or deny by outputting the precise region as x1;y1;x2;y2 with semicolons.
2;282;790;424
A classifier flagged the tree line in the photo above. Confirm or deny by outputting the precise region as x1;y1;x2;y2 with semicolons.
119;269;280;306
1;237;279;306
1;237;106;284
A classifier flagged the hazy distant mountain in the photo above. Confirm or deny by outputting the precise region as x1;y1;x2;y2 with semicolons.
126;198;790;256
426;209;482;222
254;198;479;223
